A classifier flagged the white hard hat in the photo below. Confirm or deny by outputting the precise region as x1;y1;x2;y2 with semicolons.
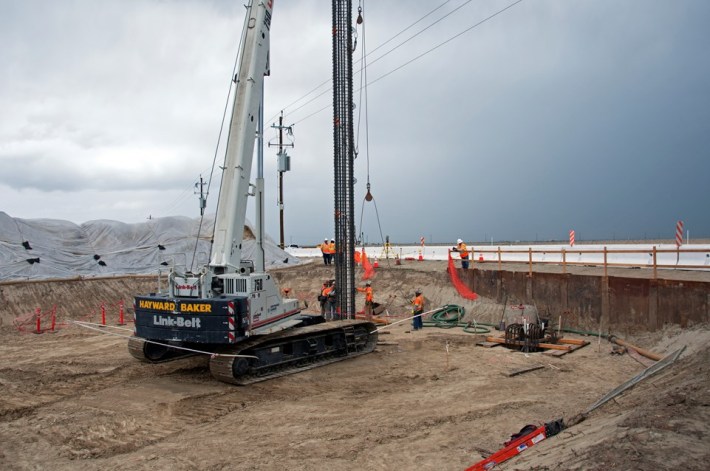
457;238;463;244
324;238;328;241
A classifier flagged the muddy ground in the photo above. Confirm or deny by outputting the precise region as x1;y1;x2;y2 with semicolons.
0;259;708;470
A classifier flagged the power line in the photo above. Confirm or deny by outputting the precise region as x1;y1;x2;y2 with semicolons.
368;0;524;88
290;0;524;126
363;0;475;71
266;0;461;124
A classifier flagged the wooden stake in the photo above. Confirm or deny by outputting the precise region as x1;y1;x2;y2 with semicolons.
445;341;450;371
597;316;602;352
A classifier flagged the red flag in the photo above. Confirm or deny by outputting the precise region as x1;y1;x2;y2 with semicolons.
447;253;478;300
362;250;375;280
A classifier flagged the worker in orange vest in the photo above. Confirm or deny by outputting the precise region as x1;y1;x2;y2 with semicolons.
453;238;470;269
411;289;424;330
319;238;330;265
356;281;374;319
319;280;331;315
326;280;337;321
328;239;336;264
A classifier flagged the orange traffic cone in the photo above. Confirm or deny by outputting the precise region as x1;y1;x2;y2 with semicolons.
418;250;423;261
479;254;484;262
374;258;379;268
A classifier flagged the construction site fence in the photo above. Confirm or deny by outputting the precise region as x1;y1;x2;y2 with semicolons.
454;246;710;280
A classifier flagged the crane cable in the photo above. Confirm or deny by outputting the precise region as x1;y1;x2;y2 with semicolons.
354;1;388;261
352;3;412;309
354;3;409;311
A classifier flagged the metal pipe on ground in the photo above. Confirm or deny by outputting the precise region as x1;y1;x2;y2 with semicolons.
607;335;663;361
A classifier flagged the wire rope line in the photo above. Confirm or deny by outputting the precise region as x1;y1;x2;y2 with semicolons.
367;0;524;88
361;1;372;189
289;0;523;127
266;0;457;125
367;0;456;59
354;1;388;269
266;80;331;125
69;320;259;358
354;0;371;185
361;0;475;72
371;307;440;333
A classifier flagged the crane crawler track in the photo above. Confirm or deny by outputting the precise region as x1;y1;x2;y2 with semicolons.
128;337;197;363
209;319;378;385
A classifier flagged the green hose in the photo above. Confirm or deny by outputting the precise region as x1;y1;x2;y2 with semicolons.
422;304;492;334
420;304;616;339
559;327;610;338
422;305;612;338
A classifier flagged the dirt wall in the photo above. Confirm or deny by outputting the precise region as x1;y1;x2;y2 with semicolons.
0;276;161;328
469;268;710;332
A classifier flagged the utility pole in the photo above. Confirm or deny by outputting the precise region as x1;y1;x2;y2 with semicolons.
194;175;206;216
269;111;293;249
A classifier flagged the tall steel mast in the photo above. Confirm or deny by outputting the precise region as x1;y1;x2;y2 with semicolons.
332;0;356;318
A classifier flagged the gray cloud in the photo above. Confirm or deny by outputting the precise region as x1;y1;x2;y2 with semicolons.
1;0;708;245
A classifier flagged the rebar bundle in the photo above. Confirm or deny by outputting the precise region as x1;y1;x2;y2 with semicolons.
332;0;356;318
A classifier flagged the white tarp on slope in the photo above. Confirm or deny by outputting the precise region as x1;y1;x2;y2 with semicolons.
0;212;300;281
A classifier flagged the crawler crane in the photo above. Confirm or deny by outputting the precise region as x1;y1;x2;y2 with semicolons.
129;0;376;384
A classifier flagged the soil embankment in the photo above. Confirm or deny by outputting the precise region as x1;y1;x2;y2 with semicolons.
0;259;707;470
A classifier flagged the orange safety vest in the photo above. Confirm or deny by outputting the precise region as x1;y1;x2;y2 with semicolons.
412;294;424;312
320;243;328;254
358;286;373;302
328;242;336;254
458;243;469;258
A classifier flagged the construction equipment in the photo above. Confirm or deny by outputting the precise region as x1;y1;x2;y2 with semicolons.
479;304;589;355
129;0;376;384
465;419;565;471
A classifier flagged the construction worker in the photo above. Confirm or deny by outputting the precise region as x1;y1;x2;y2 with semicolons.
320;238;330;265
453;238;470;269
411;289;424;330
328;239;336;264
357;281;374;319
326;281;337;321
319;280;331;316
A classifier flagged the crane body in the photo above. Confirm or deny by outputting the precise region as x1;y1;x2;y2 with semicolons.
129;0;376;384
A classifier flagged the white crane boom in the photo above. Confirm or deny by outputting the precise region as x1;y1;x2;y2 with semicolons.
211;0;272;271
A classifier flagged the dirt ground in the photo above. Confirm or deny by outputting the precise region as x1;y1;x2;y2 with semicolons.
1;258;708;470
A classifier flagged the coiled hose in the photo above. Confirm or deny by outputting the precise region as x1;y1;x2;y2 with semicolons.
420;307;661;360
422;304;492;334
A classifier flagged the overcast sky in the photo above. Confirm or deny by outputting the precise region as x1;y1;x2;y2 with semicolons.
1;0;708;245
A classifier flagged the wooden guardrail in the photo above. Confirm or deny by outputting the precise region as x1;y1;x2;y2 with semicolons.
464;246;710;280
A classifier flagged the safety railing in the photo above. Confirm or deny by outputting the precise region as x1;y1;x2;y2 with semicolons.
450;246;710;280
